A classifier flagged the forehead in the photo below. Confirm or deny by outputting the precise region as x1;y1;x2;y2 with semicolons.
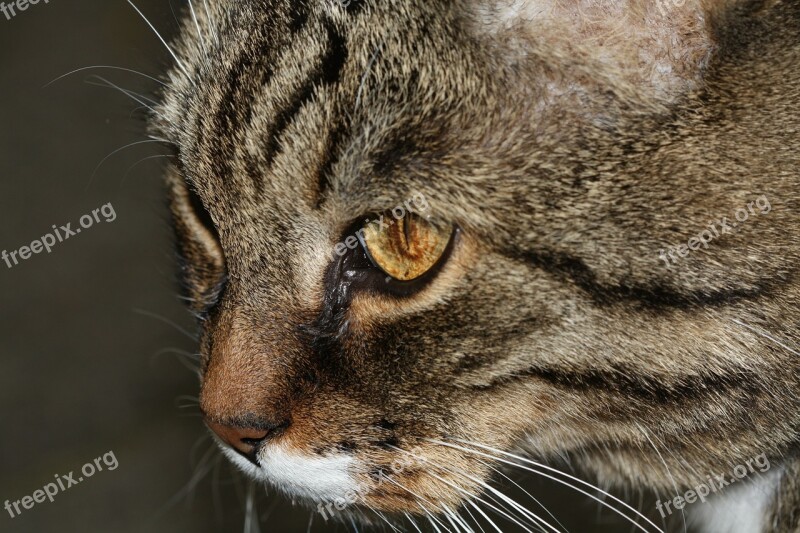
164;1;491;225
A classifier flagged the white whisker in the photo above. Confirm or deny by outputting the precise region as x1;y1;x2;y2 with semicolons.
391;445;558;533
731;317;800;357
403;511;424;533
133;308;198;341
84;76;172;125
202;0;220;46
43;65;165;88
443;505;475;533
88;139;172;186
430;439;663;533
122;154;177;184
635;424;686;533
381;475;452;532
87;75;159;106
476;457;569;533
442;506;469;533
355;42;383;110
427;513;445;533
467;500;503;533
421;467;535;533
126;0;189;76
373;509;403;533
447;466;557;533
188;0;208;57
243;481;260;533
145;443;220;527
461;501;487;533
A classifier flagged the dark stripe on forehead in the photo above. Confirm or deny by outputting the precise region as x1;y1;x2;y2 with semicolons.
315;116;350;208
260;18;350;172
202;3;310;191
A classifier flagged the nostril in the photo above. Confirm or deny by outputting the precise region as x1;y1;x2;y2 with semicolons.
240;435;269;447
205;419;290;465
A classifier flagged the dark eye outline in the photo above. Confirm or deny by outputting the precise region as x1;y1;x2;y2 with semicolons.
335;215;459;299
358;213;455;282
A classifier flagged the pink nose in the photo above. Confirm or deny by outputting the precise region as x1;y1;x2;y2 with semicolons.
205;419;288;464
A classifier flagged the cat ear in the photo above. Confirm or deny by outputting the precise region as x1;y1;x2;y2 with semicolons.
469;0;719;97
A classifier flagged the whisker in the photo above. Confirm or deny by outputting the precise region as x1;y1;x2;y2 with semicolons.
145;443;220;527
381;475;453;532
431;439;663;533
475;457;569;532
420;467;535;533
202;0;220;46
150;347;200;376
461;502;487;533
122;154;177;184
372;509;404;533
126;0;189;76
731;317;800;358
188;0;208;58
443;505;475;533
635;424;686;533
451;438;660;530
427;513;445;533
90;139;172;185
445;465;556;533
466;500;503;533
43;65;166;88
355;42;383;110
189;432;212;465
403;512;424;533
87;75;160;107
419;502;452;533
441;506;467;533
176;394;200;410
133;308;198;341
210;453;225;524
391;445;556;533
85;76;175;127
243;481;261;533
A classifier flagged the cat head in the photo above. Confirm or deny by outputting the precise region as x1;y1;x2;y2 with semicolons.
154;0;800;523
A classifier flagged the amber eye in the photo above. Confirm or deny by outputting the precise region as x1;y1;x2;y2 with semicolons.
360;213;454;281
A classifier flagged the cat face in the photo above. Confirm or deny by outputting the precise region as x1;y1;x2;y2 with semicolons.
155;0;800;524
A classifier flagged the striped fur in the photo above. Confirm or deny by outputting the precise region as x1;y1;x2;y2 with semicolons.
154;0;800;530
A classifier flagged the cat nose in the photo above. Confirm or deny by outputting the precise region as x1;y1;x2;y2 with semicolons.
205;419;289;465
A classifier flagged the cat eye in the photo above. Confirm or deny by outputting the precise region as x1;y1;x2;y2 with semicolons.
359;213;454;281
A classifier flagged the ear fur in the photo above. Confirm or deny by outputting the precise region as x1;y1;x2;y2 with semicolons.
467;0;731;97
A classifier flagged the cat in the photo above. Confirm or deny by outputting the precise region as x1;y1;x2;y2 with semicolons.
150;0;800;530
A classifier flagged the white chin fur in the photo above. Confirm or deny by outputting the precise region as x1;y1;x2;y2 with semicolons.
220;444;359;502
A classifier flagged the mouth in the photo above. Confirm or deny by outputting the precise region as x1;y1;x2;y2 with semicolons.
216;440;362;503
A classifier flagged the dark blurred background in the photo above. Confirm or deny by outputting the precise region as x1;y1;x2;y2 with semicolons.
0;2;673;532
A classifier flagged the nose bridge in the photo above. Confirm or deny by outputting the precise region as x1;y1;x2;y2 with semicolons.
200;307;293;423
